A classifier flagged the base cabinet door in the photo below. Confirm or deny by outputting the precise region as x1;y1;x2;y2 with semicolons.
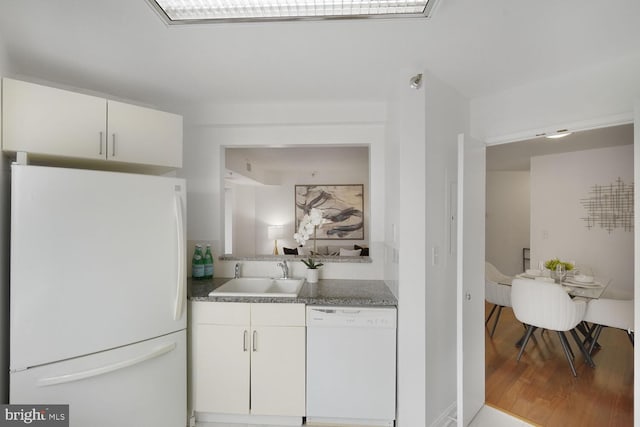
193;324;249;414
250;326;306;416
191;302;305;419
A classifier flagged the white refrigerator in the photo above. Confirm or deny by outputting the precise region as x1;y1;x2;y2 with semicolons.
9;164;187;427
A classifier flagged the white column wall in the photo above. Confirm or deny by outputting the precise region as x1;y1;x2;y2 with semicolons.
388;72;427;427
386;70;468;427
384;90;401;299
424;72;469;426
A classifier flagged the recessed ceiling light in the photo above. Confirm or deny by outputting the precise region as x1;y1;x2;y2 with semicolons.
147;0;440;24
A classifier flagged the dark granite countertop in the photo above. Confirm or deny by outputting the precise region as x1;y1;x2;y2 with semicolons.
189;277;397;307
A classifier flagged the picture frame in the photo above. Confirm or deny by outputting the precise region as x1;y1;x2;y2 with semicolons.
295;184;364;240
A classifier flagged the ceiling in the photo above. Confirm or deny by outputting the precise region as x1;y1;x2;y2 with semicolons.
0;1;639;110
227;126;634;175
487;124;634;171
227;146;368;170
225;146;369;185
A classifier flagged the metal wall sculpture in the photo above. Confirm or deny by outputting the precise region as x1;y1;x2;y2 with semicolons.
580;177;634;233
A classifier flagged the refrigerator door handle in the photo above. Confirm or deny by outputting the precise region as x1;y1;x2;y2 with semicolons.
173;190;186;321
37;342;177;387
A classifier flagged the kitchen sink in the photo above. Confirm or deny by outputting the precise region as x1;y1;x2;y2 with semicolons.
209;277;305;298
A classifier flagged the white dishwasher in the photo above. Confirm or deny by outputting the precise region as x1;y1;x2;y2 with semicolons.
306;306;397;427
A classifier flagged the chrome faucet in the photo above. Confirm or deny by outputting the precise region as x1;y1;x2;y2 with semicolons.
277;260;289;279
234;263;241;279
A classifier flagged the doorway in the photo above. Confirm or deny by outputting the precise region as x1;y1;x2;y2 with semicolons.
483;124;634;425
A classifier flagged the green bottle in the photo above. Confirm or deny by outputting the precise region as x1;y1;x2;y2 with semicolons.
192;244;204;280
203;245;214;280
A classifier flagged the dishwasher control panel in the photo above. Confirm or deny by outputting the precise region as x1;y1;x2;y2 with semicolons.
306;306;397;328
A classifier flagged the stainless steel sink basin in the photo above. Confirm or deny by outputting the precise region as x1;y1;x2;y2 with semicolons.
209;277;305;298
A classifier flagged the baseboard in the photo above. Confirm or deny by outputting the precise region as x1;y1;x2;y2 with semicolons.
195;412;303;426
429;401;457;427
484;403;540;426
306;416;393;426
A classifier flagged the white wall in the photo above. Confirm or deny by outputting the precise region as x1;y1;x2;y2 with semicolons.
385;72;427;427
470;52;640;144
0;37;12;404
180;101;386;280
424;73;469;426
385;70;468;427
530;145;634;296
485;171;531;276
384;90;401;299
229;183;256;256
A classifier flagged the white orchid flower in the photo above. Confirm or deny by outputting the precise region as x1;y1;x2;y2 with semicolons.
309;208;325;226
294;209;326;247
304;222;315;235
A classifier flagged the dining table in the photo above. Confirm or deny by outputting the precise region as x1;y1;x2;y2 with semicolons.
514;270;610;300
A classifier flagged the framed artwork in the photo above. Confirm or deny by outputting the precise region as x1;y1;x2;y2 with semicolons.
295;184;364;240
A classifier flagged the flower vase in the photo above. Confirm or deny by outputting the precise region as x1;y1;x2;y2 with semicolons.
306;268;319;284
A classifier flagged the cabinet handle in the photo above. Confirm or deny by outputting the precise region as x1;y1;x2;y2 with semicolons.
99;132;103;155
243;330;248;352
252;330;257;352
112;134;116;157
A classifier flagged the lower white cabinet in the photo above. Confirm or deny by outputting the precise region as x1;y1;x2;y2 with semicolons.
191;302;305;418
194;324;249;414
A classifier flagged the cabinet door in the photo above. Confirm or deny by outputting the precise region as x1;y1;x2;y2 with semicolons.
2;78;107;159
250;326;306;416
193;324;250;414
107;100;182;167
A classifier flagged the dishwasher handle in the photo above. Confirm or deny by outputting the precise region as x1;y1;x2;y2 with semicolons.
306;306;397;328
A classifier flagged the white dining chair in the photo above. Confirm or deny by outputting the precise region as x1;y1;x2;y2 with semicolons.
511;278;595;376
583;296;634;355
485;262;513;337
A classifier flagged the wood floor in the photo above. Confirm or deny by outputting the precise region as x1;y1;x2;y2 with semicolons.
485;302;634;427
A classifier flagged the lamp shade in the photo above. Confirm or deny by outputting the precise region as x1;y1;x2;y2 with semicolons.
268;225;284;240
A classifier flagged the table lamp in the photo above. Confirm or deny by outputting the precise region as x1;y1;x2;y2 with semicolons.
268;225;284;255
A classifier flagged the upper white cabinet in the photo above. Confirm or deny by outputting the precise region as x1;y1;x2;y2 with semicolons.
1;78;182;168
2;78;107;160
107;100;182;167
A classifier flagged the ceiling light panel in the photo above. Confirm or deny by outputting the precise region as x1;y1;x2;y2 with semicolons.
149;0;438;23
